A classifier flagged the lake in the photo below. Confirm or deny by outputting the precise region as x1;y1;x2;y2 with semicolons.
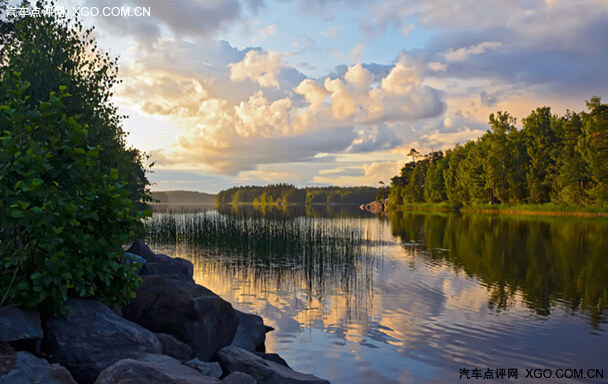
144;204;608;383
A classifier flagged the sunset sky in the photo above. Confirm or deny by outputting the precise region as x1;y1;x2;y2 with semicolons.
61;0;608;193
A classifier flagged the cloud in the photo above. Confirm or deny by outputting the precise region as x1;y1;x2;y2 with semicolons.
443;42;503;63
230;50;287;88
118;38;446;176
251;25;278;43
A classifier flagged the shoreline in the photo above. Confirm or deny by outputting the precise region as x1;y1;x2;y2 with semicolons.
390;203;608;218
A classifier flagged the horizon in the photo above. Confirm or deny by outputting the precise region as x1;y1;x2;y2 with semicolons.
48;0;608;194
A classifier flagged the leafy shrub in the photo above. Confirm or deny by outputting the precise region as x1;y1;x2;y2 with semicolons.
0;76;145;314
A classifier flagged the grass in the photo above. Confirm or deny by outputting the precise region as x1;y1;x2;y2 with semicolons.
393;202;608;217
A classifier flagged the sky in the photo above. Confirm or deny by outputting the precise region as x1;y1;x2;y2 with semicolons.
51;0;608;193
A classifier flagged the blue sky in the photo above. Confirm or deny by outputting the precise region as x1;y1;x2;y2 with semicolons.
51;0;608;193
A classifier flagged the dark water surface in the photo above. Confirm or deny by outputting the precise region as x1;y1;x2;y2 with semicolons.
145;205;608;383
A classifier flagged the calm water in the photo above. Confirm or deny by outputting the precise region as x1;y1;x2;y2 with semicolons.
145;205;608;383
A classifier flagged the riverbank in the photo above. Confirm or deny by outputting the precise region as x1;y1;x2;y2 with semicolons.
391;202;608;218
0;240;330;384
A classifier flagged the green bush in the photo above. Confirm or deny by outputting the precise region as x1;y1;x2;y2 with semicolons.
0;76;145;314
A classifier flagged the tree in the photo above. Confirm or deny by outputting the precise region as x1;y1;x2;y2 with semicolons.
579;97;608;204
0;1;151;208
484;112;517;203
424;152;447;202
522;107;558;203
0;77;143;313
556;111;589;205
444;145;468;206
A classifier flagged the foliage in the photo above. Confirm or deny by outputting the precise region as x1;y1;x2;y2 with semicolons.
0;78;145;313
0;0;151;209
389;97;608;208
216;184;380;205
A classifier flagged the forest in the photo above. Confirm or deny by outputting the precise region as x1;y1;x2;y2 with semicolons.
215;184;379;205
389;97;608;208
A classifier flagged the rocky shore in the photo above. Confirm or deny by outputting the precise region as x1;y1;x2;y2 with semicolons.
0;240;330;384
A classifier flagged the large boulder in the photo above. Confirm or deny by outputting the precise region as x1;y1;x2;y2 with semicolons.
140;255;194;283
222;372;257;384
217;346;330;384
125;239;160;262
123;275;238;361
46;299;162;384
0;306;43;343
126;240;194;282
0;351;77;384
231;310;268;352
184;358;223;378
155;333;195;361
94;354;221;384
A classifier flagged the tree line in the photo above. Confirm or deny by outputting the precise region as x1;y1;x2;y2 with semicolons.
216;184;379;205
389;98;608;207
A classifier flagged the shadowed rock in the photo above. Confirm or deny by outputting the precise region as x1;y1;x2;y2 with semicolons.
0;306;43;343
46;299;162;384
155;333;195;361
222;371;257;384
94;354;220;384
217;346;330;384
0;351;77;384
123;275;238;361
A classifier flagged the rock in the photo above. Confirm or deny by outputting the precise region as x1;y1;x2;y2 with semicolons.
217;346;330;384
46;299;163;384
125;239;161;262
0;351;77;384
255;353;289;368
94;354;221;384
230;323;255;352
222;372;257;384
0;306;43;343
125;240;194;282
184;358;223;378
234;310;267;350
155;333;195;361
123;275;238;361
140;256;194;283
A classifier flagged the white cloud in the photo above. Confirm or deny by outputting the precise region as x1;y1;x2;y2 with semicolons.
443;42;503;63
251;25;278;43
229;50;287;88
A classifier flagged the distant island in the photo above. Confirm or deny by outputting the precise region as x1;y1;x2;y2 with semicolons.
216;184;382;205
152;190;217;205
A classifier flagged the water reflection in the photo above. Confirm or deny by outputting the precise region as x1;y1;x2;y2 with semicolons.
388;212;608;327
144;205;608;383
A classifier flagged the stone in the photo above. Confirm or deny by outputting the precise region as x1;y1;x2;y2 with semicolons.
255;353;289;368
140;256;194;283
123;275;238;361
125;239;160;262
155;333;195;361
217;346;330;384
0;351;77;384
230;323;256;352
184;358;223;378
94;354;221;384
46;299;162;384
234;310;267;350
222;372;257;384
0;306;43;343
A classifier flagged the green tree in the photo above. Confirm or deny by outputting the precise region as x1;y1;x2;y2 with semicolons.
424;152;447;202
556;111;589;204
0;77;144;313
444;145;469;206
0;1;151;208
522;107;558;203
579;97;608;204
